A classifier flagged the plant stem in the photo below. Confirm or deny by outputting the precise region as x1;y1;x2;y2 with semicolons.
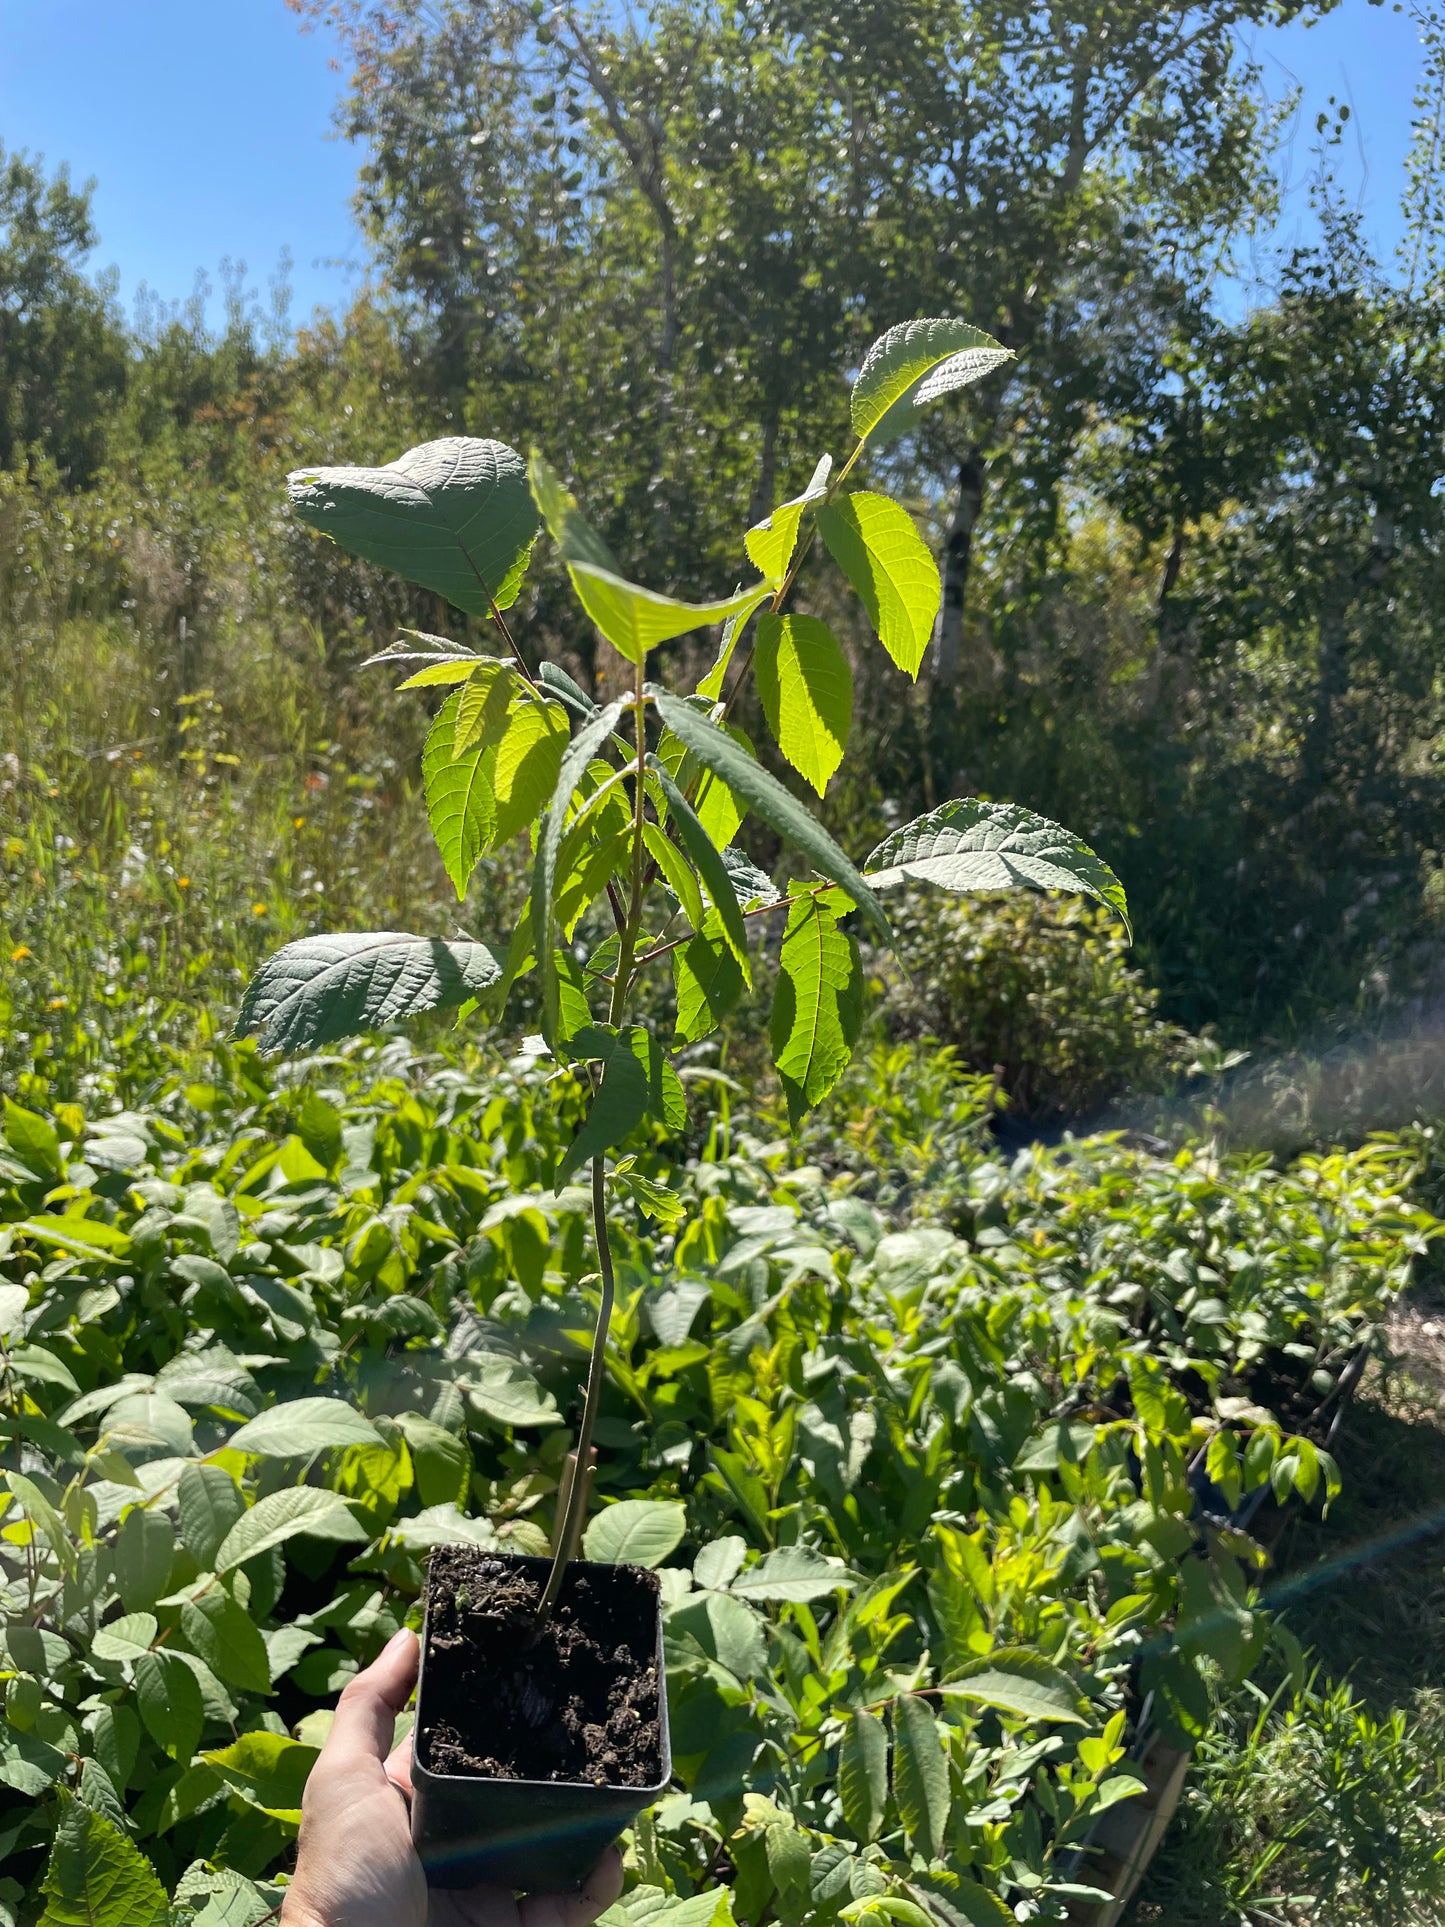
719;432;864;720
536;657;649;1620
537;1151;616;1619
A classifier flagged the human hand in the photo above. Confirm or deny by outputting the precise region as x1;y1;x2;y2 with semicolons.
280;1626;625;1927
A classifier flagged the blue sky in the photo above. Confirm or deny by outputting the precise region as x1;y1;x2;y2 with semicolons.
0;0;1430;331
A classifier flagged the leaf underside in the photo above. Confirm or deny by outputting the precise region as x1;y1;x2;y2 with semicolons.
864;797;1131;937
289;436;540;617
236;934;501;1053
851;317;1013;442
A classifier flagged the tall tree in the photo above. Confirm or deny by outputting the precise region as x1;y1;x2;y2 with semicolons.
0;145;127;483
293;0;1322;691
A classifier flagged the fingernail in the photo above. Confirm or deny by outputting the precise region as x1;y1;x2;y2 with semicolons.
383;1626;414;1657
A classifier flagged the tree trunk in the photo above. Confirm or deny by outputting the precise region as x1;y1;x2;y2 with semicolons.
932;448;985;690
748;409;780;528
1302;576;1351;789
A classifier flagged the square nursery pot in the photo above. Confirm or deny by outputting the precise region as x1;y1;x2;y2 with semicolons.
410;1548;672;1893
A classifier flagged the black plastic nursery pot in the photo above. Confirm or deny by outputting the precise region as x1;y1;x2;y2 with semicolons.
410;1549;672;1893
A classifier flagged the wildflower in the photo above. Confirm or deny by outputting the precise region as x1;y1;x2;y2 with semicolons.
252;903;267;916
10;944;30;961
177;876;190;889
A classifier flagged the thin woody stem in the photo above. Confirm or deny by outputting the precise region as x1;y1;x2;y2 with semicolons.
537;1152;615;1620
630;880;831;971
484;589;539;691
537;658;649;1620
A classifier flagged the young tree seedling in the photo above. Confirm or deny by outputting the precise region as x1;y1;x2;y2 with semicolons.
236;317;1129;1617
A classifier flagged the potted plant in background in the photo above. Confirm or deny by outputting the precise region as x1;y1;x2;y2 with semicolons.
237;316;1127;1887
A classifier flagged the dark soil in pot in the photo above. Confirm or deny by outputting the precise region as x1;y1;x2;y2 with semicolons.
417;1546;663;1787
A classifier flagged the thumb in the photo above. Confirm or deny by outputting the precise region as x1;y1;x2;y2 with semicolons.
323;1625;419;1765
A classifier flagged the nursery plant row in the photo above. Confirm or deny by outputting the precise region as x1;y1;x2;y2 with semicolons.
0;1038;1433;1926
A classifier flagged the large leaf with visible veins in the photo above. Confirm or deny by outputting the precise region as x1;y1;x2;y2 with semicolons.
864;798;1130;937
39;1792;170;1927
236;934;502;1053
288;437;539;615
851;317;1013;443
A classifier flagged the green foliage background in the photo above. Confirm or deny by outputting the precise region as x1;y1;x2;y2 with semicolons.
0;1040;1434;1923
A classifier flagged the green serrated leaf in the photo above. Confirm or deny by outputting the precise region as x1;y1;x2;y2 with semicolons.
236;933;502;1054
657;720;753;848
4;1472;74;1574
527;447;624;574
13;1216;130;1255
0;1282;29;1341
203;1732;319;1818
647;757;751;981
643;821;705;933
39;1792;169;1927
423;689;497;898
493;696;569;844
582;1498;686;1566
289;437;540;616
460;1354;563;1429
178;1465;247;1572
181;1589;273;1696
555;1026;685;1187
213;1488;368;1573
112;1506;172;1610
227;1397;381;1458
673;910;745;1045
894;1693;950;1860
135;1648;205;1762
453;660;519;755
964;1887;1029;1927
696;609;749;704
771;892;864;1128
530;452;769;662
552;948;593;1044
850;317;1013;442
935;1648;1089;1724
755;613;853;796
728;1546;856;1601
395;659;484;689
743;454;832;585
559;826;633;938
91;1611;158;1663
863;797;1130;938
393;1410;472;1510
3;1098;63;1177
532;701;627;1043
815;493;939;679
649;691;889;941
612;1158;687;1227
838;1708;888;1843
